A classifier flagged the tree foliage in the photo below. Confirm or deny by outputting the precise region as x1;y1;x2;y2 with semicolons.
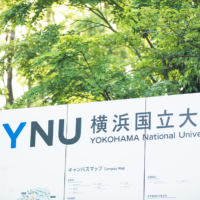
0;0;200;108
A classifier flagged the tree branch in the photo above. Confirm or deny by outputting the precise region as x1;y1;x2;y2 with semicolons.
88;7;117;33
76;25;108;34
72;19;110;28
80;51;111;100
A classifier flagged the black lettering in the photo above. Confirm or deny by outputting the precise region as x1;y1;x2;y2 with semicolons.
179;131;185;138
149;135;153;140
127;135;133;141
121;135;126;142
30;120;53;147
108;136;113;142
134;135;139;141
90;138;95;144
96;137;101;143
59;118;82;145
192;132;197;137
143;134;148;140
102;137;107;143
164;134;168;139
114;136;120;142
186;132;190;137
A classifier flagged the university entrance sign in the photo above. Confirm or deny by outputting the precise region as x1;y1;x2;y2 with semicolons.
0;93;200;200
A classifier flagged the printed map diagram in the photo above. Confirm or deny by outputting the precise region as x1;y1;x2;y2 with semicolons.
17;188;56;200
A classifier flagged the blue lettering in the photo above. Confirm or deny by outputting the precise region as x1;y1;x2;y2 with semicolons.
3;123;27;148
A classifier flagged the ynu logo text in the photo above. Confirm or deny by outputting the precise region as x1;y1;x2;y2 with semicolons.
2;118;82;148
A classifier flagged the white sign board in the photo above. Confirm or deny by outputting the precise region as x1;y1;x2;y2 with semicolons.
145;93;200;200
0;105;68;200
65;99;145;200
0;93;200;200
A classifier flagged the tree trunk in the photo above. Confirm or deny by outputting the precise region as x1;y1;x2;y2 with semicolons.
47;7;51;23
6;67;14;105
6;29;15;105
28;79;31;108
162;60;169;80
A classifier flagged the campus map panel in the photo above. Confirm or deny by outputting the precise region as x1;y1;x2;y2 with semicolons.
65;99;145;200
145;93;200;200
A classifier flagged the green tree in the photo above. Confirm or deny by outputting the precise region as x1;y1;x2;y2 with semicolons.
0;0;200;108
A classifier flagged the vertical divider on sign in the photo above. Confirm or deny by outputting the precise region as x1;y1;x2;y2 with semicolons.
63;104;68;200
143;98;147;200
